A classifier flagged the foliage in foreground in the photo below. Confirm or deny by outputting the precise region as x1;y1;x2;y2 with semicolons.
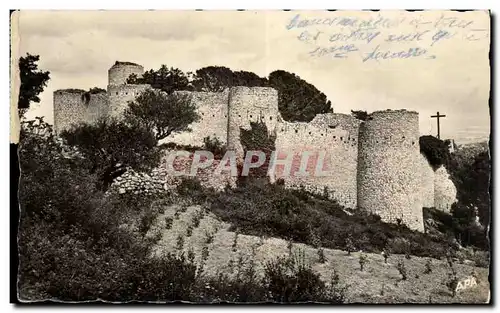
18;118;344;303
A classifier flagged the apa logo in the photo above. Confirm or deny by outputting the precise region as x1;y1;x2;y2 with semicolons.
455;276;478;293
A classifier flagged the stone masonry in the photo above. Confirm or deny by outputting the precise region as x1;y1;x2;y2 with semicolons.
53;61;458;232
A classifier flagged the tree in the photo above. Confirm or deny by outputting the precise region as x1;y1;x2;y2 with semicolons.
451;151;491;227
268;70;332;122
60;118;161;190
240;121;277;181
134;64;333;122
18;117;99;224
124;89;200;141
191;66;236;92
18;53;50;115
351;110;370;121
419;135;451;170
233;70;268;88
127;65;192;94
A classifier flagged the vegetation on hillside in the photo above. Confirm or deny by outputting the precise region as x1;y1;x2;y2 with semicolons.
18;117;346;302
60;118;161;190
419;135;452;170
17;54;490;302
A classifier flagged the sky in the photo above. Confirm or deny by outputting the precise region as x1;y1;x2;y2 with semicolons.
13;10;491;144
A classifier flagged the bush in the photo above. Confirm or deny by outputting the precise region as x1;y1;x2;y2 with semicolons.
203;136;226;158
397;259;407;280
419;135;451;170
358;253;367;271
424;259;433;274
18;118;346;303
424;206;489;251
207;179;454;259
60;117;161;190
264;254;345;303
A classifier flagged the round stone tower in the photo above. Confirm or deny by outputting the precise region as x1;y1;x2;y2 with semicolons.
108;61;144;86
107;61;149;118
357;110;424;231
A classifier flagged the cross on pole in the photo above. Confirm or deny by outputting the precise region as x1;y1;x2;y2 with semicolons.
431;111;446;139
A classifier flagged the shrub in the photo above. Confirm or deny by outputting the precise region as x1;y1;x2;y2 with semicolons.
232;233;239;252
419;135;451;171
473;250;490;268
186;225;193;237
397;259;407;280
359;253;367;271
317;248;326;263
345;236;355;256
205;231;215;245
382;247;391;264
205;179;455;259
264;254;345;303
203;136;226;158
325;270;348;303
201;246;210;262
176;235;184;251
192;211;203;228
164;217;173;229
424;259;433;274
445;271;459;298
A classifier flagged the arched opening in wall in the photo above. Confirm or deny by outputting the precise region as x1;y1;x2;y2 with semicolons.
116;92;118;95
270;116;273;120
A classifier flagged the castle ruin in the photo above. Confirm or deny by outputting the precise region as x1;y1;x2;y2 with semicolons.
53;61;458;232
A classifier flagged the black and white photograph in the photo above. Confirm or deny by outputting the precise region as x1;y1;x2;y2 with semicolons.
11;9;491;304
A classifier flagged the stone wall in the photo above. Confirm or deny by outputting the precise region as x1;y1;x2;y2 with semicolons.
274;113;361;208
167;90;230;147
357;110;424;231
227;86;280;161
54;61;462;233
434;165;458;213
419;153;435;208
108;61;144;86
53;89;108;134
107;84;149;118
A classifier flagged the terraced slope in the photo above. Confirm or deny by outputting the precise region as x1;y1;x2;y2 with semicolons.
147;205;490;304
